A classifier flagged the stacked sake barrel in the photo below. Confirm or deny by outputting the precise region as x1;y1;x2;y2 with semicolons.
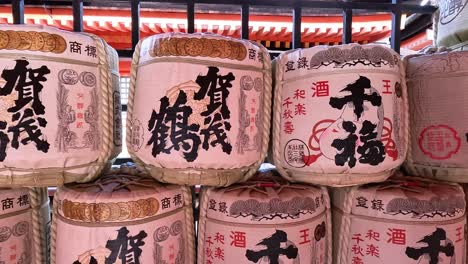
0;23;122;264
126;32;272;186
272;44;408;186
435;0;468;50
51;167;195;264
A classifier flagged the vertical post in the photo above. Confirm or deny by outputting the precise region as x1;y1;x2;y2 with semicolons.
293;5;302;49
342;0;352;44
187;0;195;33
12;0;24;25
72;0;83;32
131;0;140;51
391;0;402;53
241;4;250;40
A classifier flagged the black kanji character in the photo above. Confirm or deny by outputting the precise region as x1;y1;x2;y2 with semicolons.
357;120;385;165
69;41;82;54
195;66;234;119
147;91;201;162
285;61;295;72
0;59;50;115
105;227;147;264
298;57;309;69
17;194;29;207
245;230;298;264
406;228;454;264
85;45;97;58
8;108;49;153
329;76;382;120
199;113;232;154
356;196;368;209
331;121;357;168
248;49;257;60
161;197;171;210
173;194;183;207
209;199;217;211
218;202;228;214
0;121;9;162
2;198;13;210
371;199;384;211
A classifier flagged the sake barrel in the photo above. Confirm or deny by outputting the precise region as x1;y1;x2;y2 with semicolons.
0;187;50;264
332;177;466;264
127;33;272;186
0;24;121;186
435;0;468;50
272;44;407;186
198;171;332;264
51;167;195;264
405;51;468;181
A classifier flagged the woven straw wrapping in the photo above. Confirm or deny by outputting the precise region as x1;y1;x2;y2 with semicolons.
126;33;272;186
404;49;468;182
435;0;468;50
51;167;195;264
272;44;409;187
0;24;120;187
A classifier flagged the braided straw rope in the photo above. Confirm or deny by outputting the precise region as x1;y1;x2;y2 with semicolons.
29;187;49;264
337;186;358;264
321;186;333;264
272;46;405;187
182;186;196;263
50;187;59;264
403;51;468;181
433;6;440;47
127;35;272;186
196;188;210;264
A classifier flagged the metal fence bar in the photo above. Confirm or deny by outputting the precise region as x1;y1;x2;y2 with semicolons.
391;0;402;53
187;0;195;33
131;0;141;50
12;0;24;25
72;0;83;32
293;5;302;49
241;4;249;40
342;0;352;44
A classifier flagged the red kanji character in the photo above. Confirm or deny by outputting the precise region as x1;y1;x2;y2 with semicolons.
299;229;311;245
382;80;392;94
251;107;255;114
214;247;225;260
294;103;306;115
77;113;84;119
351;256;364;264
283;97;292;108
352;233;364;245
352;244;364;256
366;230;380;241
284;121;294;134
206;236;214;247
77;103;84;109
252;98;256;103
76;122;83;128
311;81;329;97
205;247;214;259
169;253;175;260
169;244;175;250
293;89;306;100
215;232;225;244
283;109;293;119
387;228;406;245
427;131;445;152
456;226;463;242
366;244;380;258
230;231;246;248
77;93;84;99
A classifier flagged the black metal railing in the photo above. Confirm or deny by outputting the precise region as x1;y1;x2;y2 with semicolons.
11;0;437;55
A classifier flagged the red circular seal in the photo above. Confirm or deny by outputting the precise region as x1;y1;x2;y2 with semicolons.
418;125;461;160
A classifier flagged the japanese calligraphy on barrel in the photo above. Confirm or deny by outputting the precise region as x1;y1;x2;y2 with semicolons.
197;170;332;264
435;0;468;50
272;44;407;186
0;25;121;186
127;33;272;186
332;176;466;264
52;167;195;264
405;51;468;182
0;187;50;264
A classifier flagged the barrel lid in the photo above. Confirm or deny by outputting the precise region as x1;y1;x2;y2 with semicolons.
205;170;327;225
138;32;268;69
332;176;465;222
56;167;187;223
275;43;400;81
0;24;101;64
